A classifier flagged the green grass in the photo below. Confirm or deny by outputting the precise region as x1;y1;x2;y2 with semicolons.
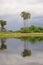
0;32;43;38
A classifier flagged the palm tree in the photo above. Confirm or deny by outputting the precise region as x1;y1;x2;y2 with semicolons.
0;20;6;31
21;11;31;27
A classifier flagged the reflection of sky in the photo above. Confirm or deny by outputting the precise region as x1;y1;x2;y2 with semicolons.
0;38;43;65
0;15;43;31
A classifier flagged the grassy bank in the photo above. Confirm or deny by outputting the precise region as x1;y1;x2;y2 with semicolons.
0;32;43;38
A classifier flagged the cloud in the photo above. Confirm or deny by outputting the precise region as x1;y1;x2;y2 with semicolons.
0;0;43;17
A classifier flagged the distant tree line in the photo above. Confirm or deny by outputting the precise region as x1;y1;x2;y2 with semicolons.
20;25;43;33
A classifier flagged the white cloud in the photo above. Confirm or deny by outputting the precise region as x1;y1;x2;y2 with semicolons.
0;0;43;17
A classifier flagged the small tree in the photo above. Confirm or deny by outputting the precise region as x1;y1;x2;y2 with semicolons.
0;20;6;31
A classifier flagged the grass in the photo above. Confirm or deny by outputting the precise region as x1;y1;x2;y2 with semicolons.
0;32;43;38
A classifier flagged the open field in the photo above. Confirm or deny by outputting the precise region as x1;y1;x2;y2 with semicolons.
0;32;43;38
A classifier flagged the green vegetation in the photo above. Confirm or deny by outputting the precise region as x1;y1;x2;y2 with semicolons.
18;25;43;33
0;32;43;38
0;20;6;31
19;36;43;44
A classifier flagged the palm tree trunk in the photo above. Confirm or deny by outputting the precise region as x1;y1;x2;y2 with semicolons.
24;20;26;28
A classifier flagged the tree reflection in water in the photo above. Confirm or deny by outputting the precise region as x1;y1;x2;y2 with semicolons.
21;36;43;57
0;38;7;50
21;38;31;57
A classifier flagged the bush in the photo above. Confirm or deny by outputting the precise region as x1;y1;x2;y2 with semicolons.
20;25;43;33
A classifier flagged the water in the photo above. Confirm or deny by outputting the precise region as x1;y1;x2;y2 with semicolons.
0;37;43;65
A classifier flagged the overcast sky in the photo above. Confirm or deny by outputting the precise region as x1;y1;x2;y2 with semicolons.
0;0;43;16
0;0;43;30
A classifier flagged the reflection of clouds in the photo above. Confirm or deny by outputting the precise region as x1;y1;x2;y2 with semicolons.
25;63;43;65
0;53;43;65
0;38;43;65
28;42;43;50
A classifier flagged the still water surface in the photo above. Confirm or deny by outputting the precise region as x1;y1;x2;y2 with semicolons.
0;37;43;65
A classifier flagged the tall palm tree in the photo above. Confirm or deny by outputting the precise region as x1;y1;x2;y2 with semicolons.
0;20;6;31
21;11;31;27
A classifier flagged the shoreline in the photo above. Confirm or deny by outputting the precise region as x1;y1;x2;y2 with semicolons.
0;32;43;38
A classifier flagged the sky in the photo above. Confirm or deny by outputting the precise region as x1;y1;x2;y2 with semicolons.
0;0;43;30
